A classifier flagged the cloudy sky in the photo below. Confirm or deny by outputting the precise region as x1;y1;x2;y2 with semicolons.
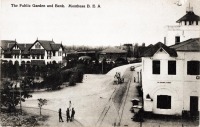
1;0;200;46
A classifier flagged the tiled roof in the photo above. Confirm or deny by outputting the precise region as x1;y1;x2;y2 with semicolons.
138;45;153;57
101;47;127;53
35;40;55;51
51;44;62;51
142;42;177;57
18;44;32;51
0;40;16;50
21;44;32;54
176;11;200;23
170;38;200;52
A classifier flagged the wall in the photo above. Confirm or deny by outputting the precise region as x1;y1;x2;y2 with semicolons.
142;50;200;115
166;25;200;46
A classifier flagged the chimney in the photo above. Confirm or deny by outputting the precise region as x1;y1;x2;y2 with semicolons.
164;37;166;45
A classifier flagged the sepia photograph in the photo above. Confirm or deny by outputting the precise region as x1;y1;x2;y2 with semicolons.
0;0;200;126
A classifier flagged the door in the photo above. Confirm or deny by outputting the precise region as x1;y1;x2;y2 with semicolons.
190;96;198;116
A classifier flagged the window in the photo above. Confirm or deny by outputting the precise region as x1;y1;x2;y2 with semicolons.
58;51;62;56
185;21;187;25
196;21;199;25
189;21;193;25
53;51;56;56
35;43;41;49
187;61;200;75
153;60;160;74
175;36;180;43
41;55;44;59
157;95;171;109
37;55;40;59
32;55;35;59
168;61;176;75
47;51;51;59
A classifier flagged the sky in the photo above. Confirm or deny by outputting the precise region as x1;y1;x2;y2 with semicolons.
1;0;200;46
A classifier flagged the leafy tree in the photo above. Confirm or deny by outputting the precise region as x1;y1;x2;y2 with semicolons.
13;61;20;80
44;71;62;90
69;74;76;86
7;61;14;79
38;98;47;116
0;80;32;112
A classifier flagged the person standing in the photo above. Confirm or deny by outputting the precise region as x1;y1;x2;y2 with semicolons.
66;108;70;122
58;108;64;122
71;108;75;121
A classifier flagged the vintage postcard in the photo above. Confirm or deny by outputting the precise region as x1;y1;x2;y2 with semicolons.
0;0;200;126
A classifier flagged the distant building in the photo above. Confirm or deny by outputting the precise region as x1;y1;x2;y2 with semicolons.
0;39;64;65
142;38;200;116
165;7;200;46
99;47;127;63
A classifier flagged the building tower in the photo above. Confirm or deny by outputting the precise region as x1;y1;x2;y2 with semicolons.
165;5;200;46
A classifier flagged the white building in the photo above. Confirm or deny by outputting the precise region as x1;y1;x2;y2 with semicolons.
142;38;200;116
165;7;200;46
0;39;64;65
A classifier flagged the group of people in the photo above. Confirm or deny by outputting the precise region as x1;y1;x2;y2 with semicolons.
59;101;76;122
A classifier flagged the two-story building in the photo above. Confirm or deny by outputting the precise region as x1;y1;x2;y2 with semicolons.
0;39;64;65
142;38;200;116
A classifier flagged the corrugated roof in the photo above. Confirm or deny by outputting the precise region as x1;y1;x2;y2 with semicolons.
142;42;177;57
176;11;200;23
101;47;127;53
170;38;200;51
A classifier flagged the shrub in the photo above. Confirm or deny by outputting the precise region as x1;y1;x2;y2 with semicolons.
69;75;76;86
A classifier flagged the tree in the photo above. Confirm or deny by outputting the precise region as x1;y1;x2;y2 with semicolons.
38;98;47;116
13;61;20;80
133;43;139;58
0;80;32;113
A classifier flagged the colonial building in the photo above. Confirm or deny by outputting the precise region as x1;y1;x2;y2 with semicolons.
0;39;64;65
165;7;200;46
142;38;200;116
